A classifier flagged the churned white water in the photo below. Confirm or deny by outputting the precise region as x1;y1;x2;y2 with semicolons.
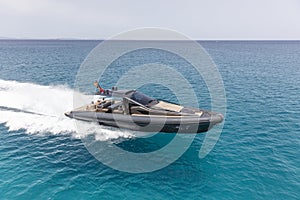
0;79;134;140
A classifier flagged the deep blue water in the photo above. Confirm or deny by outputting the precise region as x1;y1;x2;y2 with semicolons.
0;40;300;199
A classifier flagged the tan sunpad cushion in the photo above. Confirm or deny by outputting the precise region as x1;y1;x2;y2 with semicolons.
152;101;183;112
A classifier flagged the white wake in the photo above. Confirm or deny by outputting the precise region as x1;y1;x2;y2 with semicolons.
0;79;133;141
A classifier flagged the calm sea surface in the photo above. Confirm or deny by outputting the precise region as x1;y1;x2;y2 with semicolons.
0;40;299;199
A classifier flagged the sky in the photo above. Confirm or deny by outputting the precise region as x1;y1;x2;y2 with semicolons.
0;0;300;40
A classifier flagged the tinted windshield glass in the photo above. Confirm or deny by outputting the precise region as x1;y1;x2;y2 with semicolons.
130;91;156;105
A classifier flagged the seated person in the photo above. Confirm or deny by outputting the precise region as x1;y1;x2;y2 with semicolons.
94;99;103;106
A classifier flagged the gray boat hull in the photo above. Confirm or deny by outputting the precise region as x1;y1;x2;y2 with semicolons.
65;111;223;133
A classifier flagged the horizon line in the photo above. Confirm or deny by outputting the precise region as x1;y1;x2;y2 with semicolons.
1;38;300;42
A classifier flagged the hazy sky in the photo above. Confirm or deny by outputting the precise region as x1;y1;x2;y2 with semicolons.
0;0;299;40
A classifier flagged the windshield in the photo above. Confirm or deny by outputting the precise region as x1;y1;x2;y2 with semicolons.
130;91;157;106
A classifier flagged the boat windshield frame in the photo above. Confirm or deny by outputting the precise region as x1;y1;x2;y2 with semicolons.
129;91;158;106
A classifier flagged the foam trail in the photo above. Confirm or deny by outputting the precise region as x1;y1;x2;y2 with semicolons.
0;79;134;141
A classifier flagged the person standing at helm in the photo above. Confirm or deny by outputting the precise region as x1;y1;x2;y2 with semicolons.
93;80;105;94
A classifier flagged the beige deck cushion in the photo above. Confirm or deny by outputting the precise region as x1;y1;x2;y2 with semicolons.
153;101;183;112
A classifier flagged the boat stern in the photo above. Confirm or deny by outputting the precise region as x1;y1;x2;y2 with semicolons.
64;111;74;118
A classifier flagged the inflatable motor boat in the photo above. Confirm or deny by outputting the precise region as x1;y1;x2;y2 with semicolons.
65;89;223;133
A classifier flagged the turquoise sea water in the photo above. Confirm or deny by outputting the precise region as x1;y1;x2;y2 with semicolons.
0;40;300;199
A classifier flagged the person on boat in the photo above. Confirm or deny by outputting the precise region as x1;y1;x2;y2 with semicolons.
93;80;105;94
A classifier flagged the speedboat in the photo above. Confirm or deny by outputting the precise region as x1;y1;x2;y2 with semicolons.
65;89;223;133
